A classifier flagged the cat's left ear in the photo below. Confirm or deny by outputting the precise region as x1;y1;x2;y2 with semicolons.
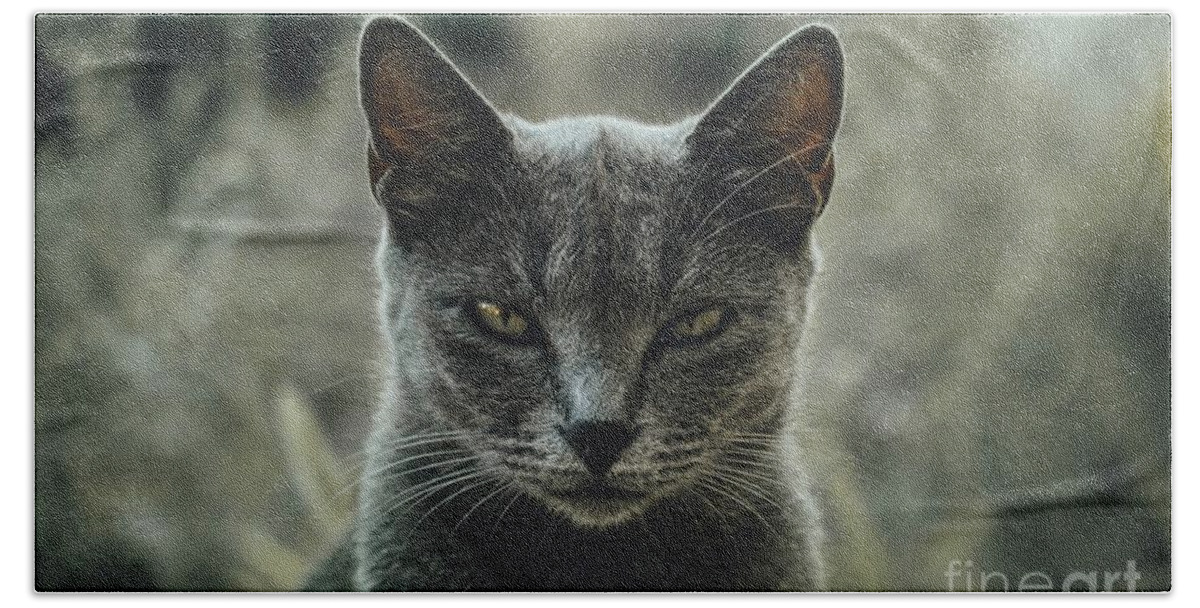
686;25;843;236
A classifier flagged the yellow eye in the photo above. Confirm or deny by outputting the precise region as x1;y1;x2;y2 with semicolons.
669;308;728;342
474;301;529;338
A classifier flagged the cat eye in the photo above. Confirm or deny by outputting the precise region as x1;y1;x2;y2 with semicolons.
661;307;733;346
471;301;532;342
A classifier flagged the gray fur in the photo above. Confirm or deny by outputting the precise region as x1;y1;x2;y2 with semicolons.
309;16;844;591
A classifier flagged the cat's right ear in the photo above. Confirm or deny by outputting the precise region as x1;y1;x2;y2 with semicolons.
359;17;511;209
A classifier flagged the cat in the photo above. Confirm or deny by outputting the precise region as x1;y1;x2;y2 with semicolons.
305;16;844;591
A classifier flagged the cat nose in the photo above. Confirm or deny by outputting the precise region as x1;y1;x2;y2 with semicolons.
558;421;640;477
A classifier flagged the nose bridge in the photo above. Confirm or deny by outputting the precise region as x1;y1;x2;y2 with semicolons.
561;355;628;424
556;321;643;424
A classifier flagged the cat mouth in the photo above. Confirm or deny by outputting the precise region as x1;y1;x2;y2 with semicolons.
549;481;647;504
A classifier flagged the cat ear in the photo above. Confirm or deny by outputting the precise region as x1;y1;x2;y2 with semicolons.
686;25;844;236
359;17;511;199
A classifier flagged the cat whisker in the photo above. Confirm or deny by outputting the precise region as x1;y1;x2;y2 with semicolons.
345;429;474;464
717;451;778;468
694;475;775;533
720;443;780;457
375;459;485;505
335;445;474;499
723;434;780;445
710;461;786;491
490;485;524;536
453;480;515;534
723;434;779;444
333;447;462;499
360;447;475;482
367;462;485;501
724;434;784;447
710;455;777;470
407;472;504;536
373;429;475;450
722;437;781;451
370;437;472;461
708;466;787;515
721;444;779;456
378;467;492;521
684;485;729;528
708;478;776;531
720;431;777;441
715;449;785;470
375;466;482;511
377;454;482;482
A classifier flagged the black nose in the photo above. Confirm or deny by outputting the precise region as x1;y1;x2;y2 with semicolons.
558;421;640;476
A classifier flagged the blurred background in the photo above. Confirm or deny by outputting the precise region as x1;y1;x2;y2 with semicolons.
34;14;1170;591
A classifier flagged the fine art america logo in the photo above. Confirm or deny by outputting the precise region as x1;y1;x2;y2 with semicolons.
945;560;1143;592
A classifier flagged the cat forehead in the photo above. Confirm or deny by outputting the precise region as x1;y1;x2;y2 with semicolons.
503;117;690;275
503;115;695;232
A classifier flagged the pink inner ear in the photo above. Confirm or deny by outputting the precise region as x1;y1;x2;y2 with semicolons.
369;52;451;161
768;56;841;170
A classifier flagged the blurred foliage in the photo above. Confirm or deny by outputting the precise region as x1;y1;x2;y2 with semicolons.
34;14;1170;591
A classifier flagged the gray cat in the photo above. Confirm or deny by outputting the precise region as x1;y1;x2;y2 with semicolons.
306;16;844;591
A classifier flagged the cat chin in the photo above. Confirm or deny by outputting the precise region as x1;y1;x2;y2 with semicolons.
537;492;657;528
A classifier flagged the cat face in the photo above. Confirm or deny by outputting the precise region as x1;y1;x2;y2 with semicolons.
360;18;843;527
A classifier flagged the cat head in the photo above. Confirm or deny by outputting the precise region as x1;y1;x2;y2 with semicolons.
360;17;843;527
